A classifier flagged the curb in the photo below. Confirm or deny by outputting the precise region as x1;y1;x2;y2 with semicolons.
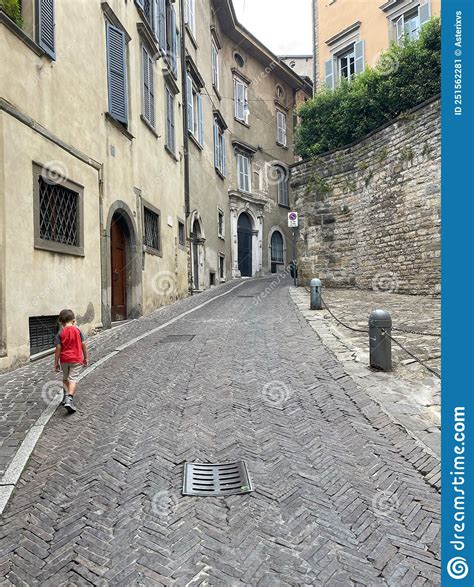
0;280;246;515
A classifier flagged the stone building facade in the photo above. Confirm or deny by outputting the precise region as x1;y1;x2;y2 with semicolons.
291;98;440;296
312;0;440;92
0;0;308;370
183;0;308;290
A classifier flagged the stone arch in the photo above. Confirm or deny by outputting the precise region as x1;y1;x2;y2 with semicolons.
101;201;142;328
268;226;287;274
189;210;206;291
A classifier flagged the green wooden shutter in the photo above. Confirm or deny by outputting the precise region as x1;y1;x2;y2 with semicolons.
37;0;55;59
354;40;365;75
197;94;203;145
157;0;166;52
107;22;128;124
324;58;334;90
187;74;194;133
419;1;431;27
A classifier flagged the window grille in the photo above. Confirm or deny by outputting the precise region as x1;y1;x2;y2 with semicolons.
29;315;59;355
39;177;79;246
144;207;160;251
178;221;186;246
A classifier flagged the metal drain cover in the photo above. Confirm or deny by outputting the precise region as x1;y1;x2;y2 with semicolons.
160;335;196;343
183;461;253;496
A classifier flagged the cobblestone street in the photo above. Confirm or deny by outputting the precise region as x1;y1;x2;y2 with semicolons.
0;278;440;585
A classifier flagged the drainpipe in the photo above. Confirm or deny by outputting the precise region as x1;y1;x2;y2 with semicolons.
179;0;193;295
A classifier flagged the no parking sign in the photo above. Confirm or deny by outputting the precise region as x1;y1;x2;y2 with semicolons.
288;211;298;228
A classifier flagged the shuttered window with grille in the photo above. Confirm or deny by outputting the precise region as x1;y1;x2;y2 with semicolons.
29;316;59;356
144;207;161;252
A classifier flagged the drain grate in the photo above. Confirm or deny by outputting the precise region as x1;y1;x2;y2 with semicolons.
182;461;253;496
238;294;257;298
160;335;196;343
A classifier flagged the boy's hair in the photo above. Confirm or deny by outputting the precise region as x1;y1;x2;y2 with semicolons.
58;309;76;325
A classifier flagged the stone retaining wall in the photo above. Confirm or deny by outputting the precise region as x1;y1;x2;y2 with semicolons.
291;98;441;296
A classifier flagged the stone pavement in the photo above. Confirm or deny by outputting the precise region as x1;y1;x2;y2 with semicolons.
290;287;440;460
0;277;440;585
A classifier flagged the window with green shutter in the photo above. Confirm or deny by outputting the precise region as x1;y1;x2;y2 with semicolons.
142;45;155;127
36;0;55;59
106;21;128;125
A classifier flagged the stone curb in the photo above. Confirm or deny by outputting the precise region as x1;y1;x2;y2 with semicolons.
0;280;246;515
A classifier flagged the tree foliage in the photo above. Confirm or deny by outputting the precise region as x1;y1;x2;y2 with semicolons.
295;18;441;159
0;0;22;27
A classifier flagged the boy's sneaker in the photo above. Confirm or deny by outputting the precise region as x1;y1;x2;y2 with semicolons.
61;391;67;405
63;395;77;414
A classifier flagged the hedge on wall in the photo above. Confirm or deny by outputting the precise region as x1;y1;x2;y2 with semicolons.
295;18;441;159
0;0;22;27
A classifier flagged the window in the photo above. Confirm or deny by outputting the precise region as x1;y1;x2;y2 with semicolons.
395;3;431;44
136;0;152;26
143;207;161;252
37;0;56;59
185;0;196;37
142;45;155;127
165;85;176;153
276;110;287;146
217;209;225;238
234;52;245;67
214;118;226;176
106;21;128;124
34;165;83;256
29;316;59;356
325;40;365;89
178;220;186;247
276;84;285;99
187;74;203;145
212;38;220;90
276;165;290;207
234;78;249;123
237;153;251;193
209;272;216;286
271;232;284;263
219;255;225;281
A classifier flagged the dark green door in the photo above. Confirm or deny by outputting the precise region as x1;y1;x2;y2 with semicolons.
238;213;252;277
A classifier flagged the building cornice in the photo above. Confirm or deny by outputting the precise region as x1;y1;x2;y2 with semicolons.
325;21;361;46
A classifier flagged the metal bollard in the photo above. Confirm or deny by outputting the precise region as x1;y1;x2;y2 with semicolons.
369;309;392;371
310;278;322;310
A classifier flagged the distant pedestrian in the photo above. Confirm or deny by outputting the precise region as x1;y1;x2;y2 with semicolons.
54;309;88;414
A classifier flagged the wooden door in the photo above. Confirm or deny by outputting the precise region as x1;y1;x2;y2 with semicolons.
238;213;253;277
111;219;127;321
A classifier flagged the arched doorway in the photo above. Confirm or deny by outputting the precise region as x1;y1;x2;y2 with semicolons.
110;212;130;321
238;212;253;277
191;219;201;290
270;231;284;273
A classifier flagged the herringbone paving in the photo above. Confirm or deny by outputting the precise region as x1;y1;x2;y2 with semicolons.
0;278;440;585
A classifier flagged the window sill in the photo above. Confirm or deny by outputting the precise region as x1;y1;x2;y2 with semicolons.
178;242;187;251
188;132;203;150
278;203;291;209
144;245;163;258
34;240;85;257
234;117;250;129
0;11;51;59
218;234;225;241
185;24;198;48
165;144;179;161
215;167;226;180
276;142;289;150
140;115;159;137
105;113;134;141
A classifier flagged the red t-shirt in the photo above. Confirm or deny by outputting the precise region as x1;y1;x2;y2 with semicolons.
55;325;85;364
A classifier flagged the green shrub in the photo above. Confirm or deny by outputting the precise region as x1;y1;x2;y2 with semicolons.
295;18;440;159
0;0;22;27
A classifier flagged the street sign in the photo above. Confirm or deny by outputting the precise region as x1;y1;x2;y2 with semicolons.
288;211;298;228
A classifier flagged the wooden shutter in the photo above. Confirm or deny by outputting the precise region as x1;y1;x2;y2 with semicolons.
166;87;175;152
170;5;178;77
354;40;365;75
157;0;166;52
214;120;219;169
107;22;128;124
235;79;244;119
419;1;431;27
148;53;155;126
187;74;194;133
221;132;226;176
396;15;405;44
324;58;334;90
142;46;150;123
197;94;203;145
37;0;55;59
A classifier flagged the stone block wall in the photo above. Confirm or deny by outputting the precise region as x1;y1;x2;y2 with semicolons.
291;98;441;296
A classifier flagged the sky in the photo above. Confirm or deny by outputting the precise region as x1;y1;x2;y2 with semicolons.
232;0;313;56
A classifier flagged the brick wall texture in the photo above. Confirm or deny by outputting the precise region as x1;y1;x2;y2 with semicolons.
291;98;441;296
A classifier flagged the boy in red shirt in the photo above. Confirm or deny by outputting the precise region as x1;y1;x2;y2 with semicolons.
54;309;88;414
